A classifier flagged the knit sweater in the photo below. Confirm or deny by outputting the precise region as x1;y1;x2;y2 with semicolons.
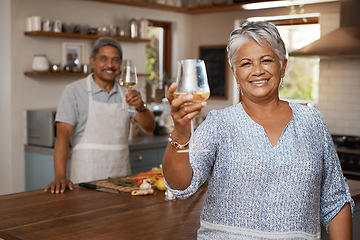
167;102;354;240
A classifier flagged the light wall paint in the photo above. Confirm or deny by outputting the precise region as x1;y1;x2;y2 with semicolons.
2;0;358;195
0;0;12;195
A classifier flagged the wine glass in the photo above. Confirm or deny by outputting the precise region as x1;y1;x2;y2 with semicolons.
119;65;138;112
174;59;210;153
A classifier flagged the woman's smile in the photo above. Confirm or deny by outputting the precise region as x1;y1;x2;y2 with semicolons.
250;79;269;86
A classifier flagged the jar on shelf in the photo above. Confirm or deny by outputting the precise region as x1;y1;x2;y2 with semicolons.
139;18;148;38
31;55;49;72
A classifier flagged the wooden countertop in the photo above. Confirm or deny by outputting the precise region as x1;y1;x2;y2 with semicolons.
0;186;206;240
1;180;359;240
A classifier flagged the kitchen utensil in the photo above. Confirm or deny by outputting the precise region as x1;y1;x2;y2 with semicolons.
42;19;52;32
79;182;121;194
26;17;32;31
82;64;91;73
79;24;90;34
108;25;119;36
139;18;148;38
63;23;75;33
31;55;49;71
130;18;139;38
98;26;109;36
53;20;62;32
50;64;61;72
31;16;41;31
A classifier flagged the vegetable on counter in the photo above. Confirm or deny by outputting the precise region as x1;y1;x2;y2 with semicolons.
131;188;154;196
106;177;136;187
105;166;166;191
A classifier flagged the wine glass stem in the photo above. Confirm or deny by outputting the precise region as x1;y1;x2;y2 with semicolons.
190;120;195;149
125;89;130;110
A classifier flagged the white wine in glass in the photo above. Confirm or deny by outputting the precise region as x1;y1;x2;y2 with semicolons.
174;59;210;153
119;65;138;112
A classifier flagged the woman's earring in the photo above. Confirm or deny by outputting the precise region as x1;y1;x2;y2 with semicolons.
238;84;242;94
280;78;284;87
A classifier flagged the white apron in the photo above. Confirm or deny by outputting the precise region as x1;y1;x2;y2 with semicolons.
70;75;131;183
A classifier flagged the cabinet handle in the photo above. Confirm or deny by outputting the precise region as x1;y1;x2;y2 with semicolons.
135;155;143;161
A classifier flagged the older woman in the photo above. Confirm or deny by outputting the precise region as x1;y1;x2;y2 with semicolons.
163;21;354;239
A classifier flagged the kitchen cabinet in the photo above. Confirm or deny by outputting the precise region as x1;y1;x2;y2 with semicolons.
130;147;166;174
25;147;70;191
129;135;168;173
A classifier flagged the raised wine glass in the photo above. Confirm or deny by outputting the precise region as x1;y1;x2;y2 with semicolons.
119;65;138;112
174;59;210;153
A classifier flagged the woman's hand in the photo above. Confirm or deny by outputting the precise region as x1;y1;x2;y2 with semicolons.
166;82;207;140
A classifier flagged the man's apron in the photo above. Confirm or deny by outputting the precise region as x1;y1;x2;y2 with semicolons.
70;75;131;183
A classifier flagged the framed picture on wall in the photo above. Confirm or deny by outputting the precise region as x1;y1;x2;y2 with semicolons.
199;45;228;100
61;42;85;69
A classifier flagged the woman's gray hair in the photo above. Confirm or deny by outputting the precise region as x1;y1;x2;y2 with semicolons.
227;21;287;68
90;37;123;60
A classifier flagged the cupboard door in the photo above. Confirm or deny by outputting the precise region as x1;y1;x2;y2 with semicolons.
25;152;70;191
130;149;158;174
130;147;166;174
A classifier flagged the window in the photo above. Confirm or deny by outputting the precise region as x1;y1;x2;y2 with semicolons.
146;20;172;103
277;24;320;104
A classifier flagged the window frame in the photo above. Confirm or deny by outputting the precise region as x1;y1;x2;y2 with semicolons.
147;19;172;86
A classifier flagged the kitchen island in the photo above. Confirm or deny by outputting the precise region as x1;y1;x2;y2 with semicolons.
0;180;359;239
0;185;206;240
24;135;169;191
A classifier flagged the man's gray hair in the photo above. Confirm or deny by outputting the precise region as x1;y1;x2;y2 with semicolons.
227;21;287;68
90;37;123;60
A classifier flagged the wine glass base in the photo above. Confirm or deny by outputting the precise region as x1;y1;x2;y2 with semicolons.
178;147;210;153
123;108;135;112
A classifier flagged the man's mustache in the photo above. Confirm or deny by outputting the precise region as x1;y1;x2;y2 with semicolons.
102;67;117;72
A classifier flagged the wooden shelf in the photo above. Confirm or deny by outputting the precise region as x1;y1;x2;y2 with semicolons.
88;0;249;14
24;31;150;42
88;0;189;13
24;71;150;77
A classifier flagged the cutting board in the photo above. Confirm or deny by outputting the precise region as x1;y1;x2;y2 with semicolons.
93;180;139;193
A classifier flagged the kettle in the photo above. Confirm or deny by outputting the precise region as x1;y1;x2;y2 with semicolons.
32;55;49;71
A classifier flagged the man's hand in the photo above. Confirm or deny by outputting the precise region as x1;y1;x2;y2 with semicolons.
44;177;74;194
125;90;142;109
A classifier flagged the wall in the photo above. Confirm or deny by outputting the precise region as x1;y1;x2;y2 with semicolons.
316;11;360;136
0;0;12;195
318;58;360;135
